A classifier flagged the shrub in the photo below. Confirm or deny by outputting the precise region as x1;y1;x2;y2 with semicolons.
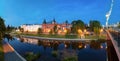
63;56;78;61
52;51;58;57
25;52;41;61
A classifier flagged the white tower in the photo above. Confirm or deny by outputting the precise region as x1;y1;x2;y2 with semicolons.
105;0;114;28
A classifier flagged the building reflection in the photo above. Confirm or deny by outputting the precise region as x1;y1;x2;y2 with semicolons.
19;37;106;50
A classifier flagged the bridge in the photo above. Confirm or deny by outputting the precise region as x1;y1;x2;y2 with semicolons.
106;29;120;61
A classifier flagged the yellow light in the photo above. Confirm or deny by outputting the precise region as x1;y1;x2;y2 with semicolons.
100;29;103;32
64;29;67;33
78;29;82;34
47;29;50;32
78;45;82;48
84;29;86;33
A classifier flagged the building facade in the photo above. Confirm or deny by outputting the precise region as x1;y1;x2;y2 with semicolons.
20;20;71;34
42;21;71;34
21;24;42;33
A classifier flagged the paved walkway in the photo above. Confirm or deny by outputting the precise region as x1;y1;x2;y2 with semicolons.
22;35;97;41
2;40;26;61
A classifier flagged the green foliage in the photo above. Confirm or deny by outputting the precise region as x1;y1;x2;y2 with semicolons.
53;18;56;23
0;17;6;36
89;20;101;31
65;35;77;39
37;28;42;34
89;20;102;36
53;25;57;34
0;40;4;61
90;40;101;49
93;27;100;36
71;20;85;34
65;29;70;35
118;24;120;28
49;29;53;35
0;17;5;61
25;52;41;61
65;20;68;24
51;51;58;57
63;56;78;61
6;25;16;33
20;28;24;33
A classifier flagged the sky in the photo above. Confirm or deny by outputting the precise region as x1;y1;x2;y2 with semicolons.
0;0;120;26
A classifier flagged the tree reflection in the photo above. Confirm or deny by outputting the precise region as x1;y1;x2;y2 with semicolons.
18;37;106;50
71;42;85;50
90;40;101;49
4;34;15;41
38;40;42;46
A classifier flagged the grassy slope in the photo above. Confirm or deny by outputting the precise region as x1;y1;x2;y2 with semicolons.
20;33;106;40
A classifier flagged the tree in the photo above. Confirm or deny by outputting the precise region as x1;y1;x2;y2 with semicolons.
37;28;42;34
43;19;46;24
53;25;57;34
53;18;56;23
65;20;68;24
89;20;101;31
20;28;24;33
89;20;102;35
52;18;56;24
6;25;15;33
49;29;53;35
0;17;6;40
94;27;100;36
71;20;85;34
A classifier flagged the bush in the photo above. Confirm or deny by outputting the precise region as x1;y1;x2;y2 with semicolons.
63;56;78;61
51;51;58;57
65;35;77;39
25;52;41;61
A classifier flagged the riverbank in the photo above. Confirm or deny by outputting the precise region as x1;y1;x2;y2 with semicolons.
18;35;108;43
14;33;106;40
2;39;26;61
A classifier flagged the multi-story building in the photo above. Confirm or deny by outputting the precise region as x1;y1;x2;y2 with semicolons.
42;20;71;34
21;24;42;33
20;20;71;34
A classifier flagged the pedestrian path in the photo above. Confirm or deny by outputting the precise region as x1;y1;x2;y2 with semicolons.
2;40;26;61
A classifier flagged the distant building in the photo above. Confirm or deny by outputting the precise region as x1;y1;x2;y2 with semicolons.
20;20;71;34
108;22;120;28
42;20;71;34
21;24;42;33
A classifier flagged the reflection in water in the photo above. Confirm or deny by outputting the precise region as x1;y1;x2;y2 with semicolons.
19;37;106;50
13;37;107;61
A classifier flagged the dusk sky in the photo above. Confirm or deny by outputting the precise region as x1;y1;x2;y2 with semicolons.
0;0;120;26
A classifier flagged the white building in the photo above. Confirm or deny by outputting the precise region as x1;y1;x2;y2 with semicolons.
21;24;42;32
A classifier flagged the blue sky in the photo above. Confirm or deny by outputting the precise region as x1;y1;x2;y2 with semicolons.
0;0;120;26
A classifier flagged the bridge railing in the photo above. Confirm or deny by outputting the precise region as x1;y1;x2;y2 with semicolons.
106;30;120;61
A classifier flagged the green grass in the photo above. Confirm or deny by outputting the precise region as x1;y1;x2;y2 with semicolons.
20;33;78;39
63;56;78;61
0;40;4;61
25;52;41;61
51;51;58;57
85;35;106;39
13;32;107;40
21;33;106;40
